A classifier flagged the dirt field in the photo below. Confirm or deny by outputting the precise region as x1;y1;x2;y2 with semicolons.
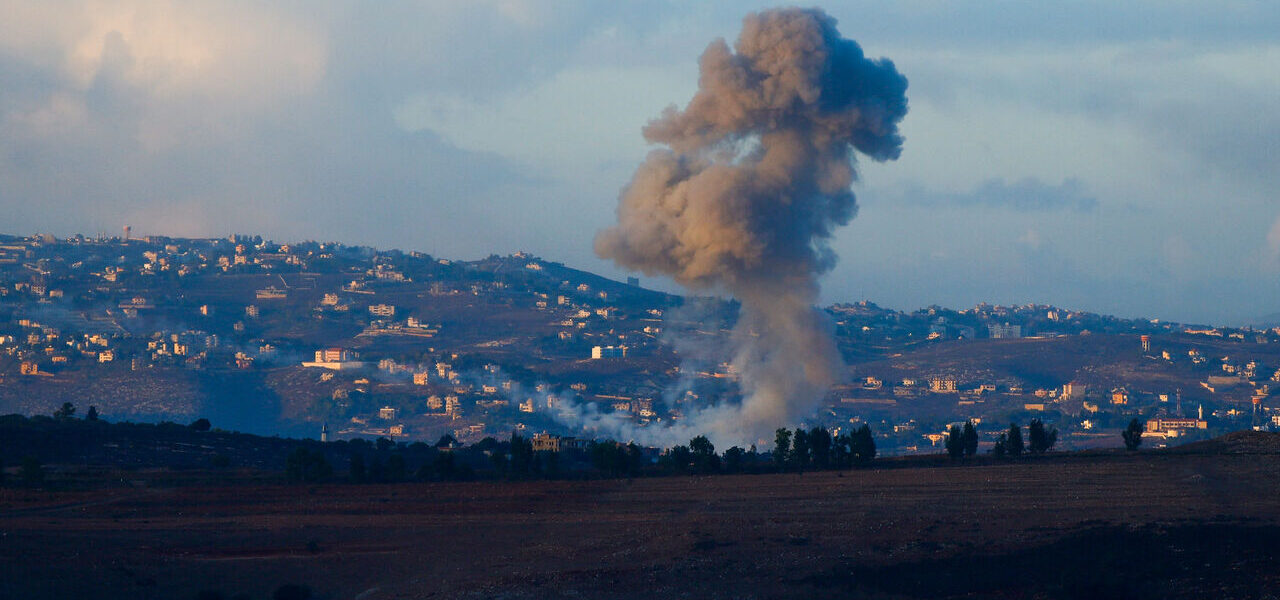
4;451;1280;599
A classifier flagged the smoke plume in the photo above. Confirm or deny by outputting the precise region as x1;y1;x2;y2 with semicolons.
594;8;908;446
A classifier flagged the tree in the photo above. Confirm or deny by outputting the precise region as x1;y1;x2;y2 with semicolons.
509;432;534;478
85;406;99;422
662;445;693;474
1028;419;1058;454
1123;418;1144;451
589;441;629;476
430;451;459;480
626;442;643;476
349;453;366;483
962;421;979;457
189;418;212;432
851;424;876;467
53;402;75;420
809;427;832;469
791;428;811;471
285;448;332;482
1007;423;1024;457
689;435;719;474
773;428;792;471
945;424;965;459
384;452;406;481
723;446;746;473
991;433;1008;458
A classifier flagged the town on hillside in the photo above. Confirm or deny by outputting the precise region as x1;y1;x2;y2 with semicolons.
1;231;1278;454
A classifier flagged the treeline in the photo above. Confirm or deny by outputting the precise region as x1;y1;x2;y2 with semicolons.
944;419;1059;459
768;424;877;473
1;407;889;487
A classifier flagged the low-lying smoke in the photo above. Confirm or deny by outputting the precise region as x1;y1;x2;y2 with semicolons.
593;7;908;447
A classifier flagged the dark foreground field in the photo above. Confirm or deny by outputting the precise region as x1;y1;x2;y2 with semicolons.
4;446;1280;599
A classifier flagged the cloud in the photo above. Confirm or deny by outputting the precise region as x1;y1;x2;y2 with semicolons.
0;1;626;255
889;177;1098;212
0;0;1276;327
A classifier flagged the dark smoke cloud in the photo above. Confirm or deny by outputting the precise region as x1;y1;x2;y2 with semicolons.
594;8;908;446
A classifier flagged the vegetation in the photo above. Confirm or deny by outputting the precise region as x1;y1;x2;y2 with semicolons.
2;408;1168;490
1028;419;1058;454
1124;418;1145;451
52;402;75;420
962;421;979;457
773;428;791;470
1007;423;1025;457
946;424;965;459
285;448;332;482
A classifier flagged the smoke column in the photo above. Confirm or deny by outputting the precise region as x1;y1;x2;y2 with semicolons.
594;8;908;446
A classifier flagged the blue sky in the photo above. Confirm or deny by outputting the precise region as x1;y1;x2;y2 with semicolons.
1;1;1277;325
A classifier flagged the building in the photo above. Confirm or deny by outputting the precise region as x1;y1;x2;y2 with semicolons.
1062;382;1086;399
1144;417;1208;438
530;433;587;452
1111;387;1129;405
316;348;356;362
413;371;430;386
591;345;628;359
255;286;287;299
989;323;1022;339
929;377;958;393
302;348;366;370
369;304;396;317
378;406;397;420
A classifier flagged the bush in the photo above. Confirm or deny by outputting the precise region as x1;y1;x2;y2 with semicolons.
1123;418;1144;451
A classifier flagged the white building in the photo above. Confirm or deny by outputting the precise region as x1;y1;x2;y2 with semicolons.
591;345;628;359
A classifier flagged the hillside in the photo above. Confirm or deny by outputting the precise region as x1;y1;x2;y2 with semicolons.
2;234;1278;454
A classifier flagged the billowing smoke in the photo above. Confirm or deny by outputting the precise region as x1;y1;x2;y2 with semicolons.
594;8;908;447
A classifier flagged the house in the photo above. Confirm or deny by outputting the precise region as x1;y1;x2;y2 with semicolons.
1111;387;1129;405
1062;382;1086;399
302;348;366;370
530;433;587;452
591;345;628;359
929;377;958;393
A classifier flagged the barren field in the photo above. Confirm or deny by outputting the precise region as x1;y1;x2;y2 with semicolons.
5;446;1280;599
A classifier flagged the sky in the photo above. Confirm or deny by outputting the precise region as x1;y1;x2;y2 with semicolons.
1;1;1277;326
